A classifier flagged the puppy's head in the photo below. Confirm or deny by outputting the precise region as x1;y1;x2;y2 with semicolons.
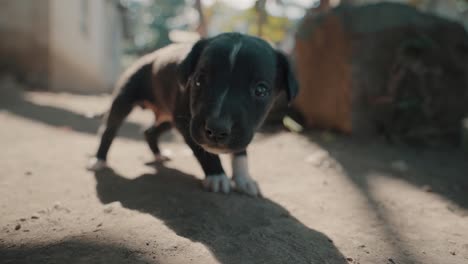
179;33;298;154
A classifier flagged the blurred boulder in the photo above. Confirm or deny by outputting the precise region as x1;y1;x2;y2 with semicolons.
294;2;468;146
462;118;468;152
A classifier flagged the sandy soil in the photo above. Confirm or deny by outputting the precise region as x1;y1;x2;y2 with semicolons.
1;78;468;264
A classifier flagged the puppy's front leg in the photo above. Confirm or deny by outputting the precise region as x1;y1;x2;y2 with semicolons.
232;151;261;197
182;136;230;194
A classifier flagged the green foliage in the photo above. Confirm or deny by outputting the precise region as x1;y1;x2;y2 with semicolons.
122;0;187;54
148;0;186;48
246;8;292;43
207;3;292;44
123;0;297;54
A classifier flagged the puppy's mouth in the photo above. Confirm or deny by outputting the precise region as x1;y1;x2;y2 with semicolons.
200;144;233;155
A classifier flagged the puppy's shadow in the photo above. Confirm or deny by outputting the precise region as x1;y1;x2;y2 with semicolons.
95;166;347;264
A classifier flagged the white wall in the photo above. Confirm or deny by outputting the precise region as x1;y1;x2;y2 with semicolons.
49;0;121;93
102;2;123;89
0;0;50;86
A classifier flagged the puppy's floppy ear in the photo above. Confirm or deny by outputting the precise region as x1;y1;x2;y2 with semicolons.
276;51;299;103
178;38;210;85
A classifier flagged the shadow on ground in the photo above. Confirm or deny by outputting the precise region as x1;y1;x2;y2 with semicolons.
0;89;146;141
309;133;468;210
94;166;347;264
0;239;150;264
302;132;468;263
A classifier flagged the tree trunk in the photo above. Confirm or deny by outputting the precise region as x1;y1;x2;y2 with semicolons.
195;0;207;37
255;0;267;37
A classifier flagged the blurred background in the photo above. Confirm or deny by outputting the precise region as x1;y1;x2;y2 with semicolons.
0;1;466;88
0;0;467;147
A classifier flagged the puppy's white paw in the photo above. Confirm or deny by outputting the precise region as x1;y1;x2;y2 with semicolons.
233;174;261;197
87;157;107;171
202;173;231;194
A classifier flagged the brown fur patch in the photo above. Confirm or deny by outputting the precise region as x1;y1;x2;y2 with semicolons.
143;101;173;123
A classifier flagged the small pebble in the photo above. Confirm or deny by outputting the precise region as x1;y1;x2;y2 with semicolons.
14;224;21;231
388;258;396;264
102;202;121;213
97;223;103;228
346;257;353;262
53;202;70;212
54;202;62;209
450;251;456;256
422;185;432;192
31;214;39;220
283;116;303;133
25;171;32;176
19;218;26;222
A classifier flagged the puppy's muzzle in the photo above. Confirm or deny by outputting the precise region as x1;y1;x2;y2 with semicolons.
204;117;232;144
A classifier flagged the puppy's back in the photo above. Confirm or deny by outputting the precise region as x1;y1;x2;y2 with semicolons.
113;43;194;105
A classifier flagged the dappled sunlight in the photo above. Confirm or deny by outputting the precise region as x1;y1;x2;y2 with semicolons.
364;172;468;262
295;131;468;263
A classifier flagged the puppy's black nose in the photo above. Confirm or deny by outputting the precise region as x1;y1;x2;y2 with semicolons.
205;118;231;143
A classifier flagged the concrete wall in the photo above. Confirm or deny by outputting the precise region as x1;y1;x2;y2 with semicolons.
102;2;124;89
0;0;50;87
49;0;121;93
0;0;123;93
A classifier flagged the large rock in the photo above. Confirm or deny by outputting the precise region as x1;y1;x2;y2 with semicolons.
462;118;468;152
294;3;468;146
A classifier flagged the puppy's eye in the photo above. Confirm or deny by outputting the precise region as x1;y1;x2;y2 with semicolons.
253;83;270;98
194;73;204;87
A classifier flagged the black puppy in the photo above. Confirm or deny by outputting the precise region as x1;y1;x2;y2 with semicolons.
88;33;298;196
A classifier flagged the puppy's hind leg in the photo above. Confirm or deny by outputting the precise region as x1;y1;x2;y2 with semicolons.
87;94;134;171
144;121;172;162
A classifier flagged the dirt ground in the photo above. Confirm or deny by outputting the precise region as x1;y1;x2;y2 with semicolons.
1;77;468;264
